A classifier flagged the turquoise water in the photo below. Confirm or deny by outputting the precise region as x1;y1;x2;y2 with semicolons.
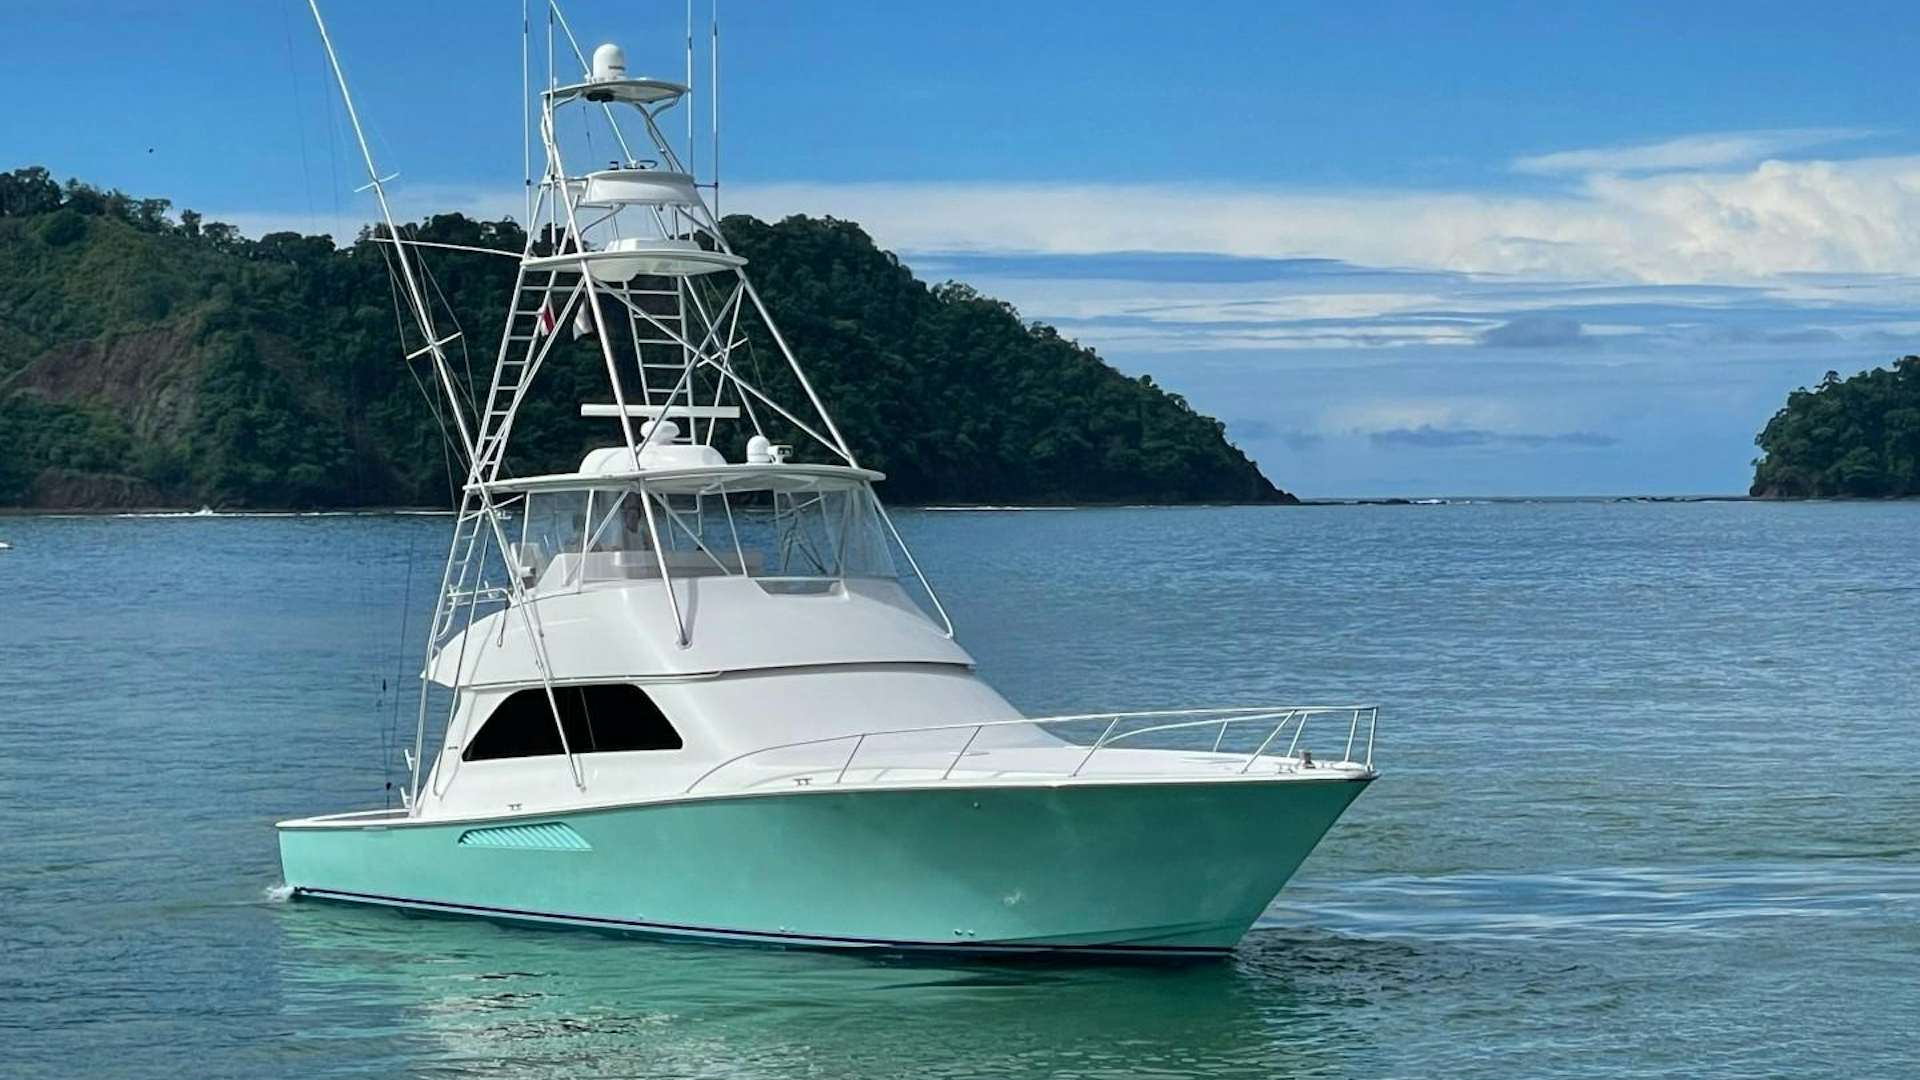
3;502;1916;1078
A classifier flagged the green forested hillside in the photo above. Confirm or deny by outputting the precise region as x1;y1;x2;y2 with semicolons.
0;167;1289;508
1750;356;1920;497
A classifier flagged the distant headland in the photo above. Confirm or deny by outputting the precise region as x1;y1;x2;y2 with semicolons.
1750;355;1920;498
0;166;1294;510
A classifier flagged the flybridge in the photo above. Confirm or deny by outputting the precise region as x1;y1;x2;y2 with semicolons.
306;0;948;807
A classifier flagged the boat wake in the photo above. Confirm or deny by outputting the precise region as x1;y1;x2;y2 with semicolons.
920;505;1079;512
1262;861;1920;943
263;883;296;904
109;509;392;519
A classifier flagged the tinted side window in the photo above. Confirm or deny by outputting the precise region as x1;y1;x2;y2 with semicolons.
463;684;683;761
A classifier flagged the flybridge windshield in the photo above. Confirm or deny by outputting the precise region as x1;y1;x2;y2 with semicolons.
512;480;898;594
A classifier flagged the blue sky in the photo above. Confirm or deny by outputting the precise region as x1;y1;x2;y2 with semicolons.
7;1;1920;496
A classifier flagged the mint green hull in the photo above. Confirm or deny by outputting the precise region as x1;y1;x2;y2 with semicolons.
278;778;1369;956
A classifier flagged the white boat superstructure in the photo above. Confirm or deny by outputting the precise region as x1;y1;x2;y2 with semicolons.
277;1;1377;957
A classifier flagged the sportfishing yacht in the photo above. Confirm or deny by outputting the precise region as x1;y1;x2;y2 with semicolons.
277;3;1377;957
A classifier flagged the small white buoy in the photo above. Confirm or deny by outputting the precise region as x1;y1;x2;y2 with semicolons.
0;541;11;551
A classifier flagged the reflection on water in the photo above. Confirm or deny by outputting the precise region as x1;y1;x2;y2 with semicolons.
270;902;1372;1079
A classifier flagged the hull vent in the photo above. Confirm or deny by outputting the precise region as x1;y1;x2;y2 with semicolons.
456;822;592;851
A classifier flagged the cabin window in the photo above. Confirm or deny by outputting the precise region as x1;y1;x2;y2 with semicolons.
462;684;683;761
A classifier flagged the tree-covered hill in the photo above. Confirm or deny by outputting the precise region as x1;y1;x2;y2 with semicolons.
0;166;1291;509
1750;356;1920;497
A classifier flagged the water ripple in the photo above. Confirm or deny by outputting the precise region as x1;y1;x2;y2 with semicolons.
5;504;1920;1079
1266;862;1920;942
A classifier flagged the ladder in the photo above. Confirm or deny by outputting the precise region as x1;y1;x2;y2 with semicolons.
428;261;578;645
623;278;697;411
475;265;581;480
412;252;588;795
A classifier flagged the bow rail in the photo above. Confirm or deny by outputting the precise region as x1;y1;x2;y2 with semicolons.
684;705;1379;795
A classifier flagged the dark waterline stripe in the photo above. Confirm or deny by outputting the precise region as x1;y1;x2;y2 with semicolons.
293;887;1233;957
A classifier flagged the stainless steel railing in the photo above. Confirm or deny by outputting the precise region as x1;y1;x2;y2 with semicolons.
683;705;1378;795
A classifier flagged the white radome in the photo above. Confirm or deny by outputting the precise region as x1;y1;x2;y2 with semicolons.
591;42;626;82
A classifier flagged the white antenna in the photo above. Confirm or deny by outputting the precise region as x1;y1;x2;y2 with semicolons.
685;0;695;177
521;0;531;227
545;0;555;244
711;0;720;215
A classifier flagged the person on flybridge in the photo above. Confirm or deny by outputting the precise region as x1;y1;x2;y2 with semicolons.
596;498;647;554
570;493;650;556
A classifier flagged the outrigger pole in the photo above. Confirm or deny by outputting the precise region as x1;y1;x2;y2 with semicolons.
307;0;473;467
307;1;585;805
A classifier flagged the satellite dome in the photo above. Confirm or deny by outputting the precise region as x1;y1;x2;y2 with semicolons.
591;43;627;82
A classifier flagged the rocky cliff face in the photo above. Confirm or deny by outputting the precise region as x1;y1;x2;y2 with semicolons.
19;323;202;442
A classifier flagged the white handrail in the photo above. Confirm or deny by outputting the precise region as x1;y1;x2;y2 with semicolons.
833;733;866;785
1070;717;1122;778
683;705;1379;794
1096;711;1298;752
1239;715;1295;775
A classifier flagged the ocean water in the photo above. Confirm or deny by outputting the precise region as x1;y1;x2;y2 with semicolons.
2;501;1916;1079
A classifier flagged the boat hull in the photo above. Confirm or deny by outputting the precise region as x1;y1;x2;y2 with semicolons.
278;776;1370;956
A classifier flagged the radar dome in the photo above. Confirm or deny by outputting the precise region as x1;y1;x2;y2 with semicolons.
591;43;627;82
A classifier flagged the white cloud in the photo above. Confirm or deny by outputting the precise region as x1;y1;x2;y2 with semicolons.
206;167;1920;371
724;154;1920;285
1054;321;1481;352
1321;399;1521;434
1511;128;1874;175
213;148;1920;288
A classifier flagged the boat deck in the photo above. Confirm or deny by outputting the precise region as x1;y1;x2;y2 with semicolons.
684;706;1379;795
695;743;1373;795
279;707;1377;828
